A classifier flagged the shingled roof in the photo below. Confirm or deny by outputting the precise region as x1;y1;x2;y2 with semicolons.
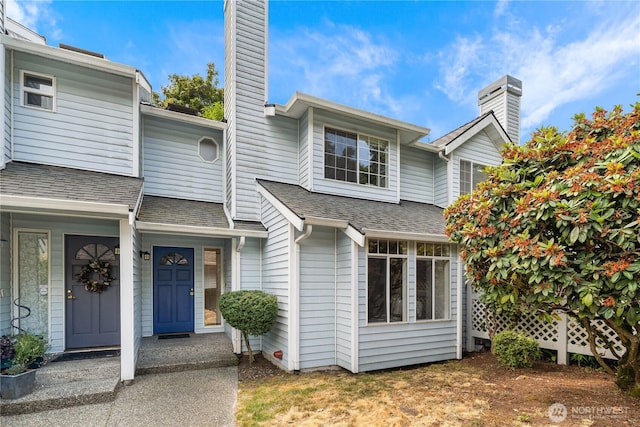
137;195;229;229
257;180;446;237
0;161;142;209
429;111;496;148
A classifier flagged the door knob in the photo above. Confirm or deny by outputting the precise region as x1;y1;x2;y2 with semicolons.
66;289;76;300
189;288;194;296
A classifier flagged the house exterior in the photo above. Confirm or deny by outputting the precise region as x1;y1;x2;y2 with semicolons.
0;0;522;381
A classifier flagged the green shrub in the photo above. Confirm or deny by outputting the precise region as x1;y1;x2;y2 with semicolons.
493;330;541;368
219;290;278;362
12;333;47;368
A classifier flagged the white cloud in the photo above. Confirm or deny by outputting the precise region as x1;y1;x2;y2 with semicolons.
6;0;59;37
435;4;640;135
270;22;404;117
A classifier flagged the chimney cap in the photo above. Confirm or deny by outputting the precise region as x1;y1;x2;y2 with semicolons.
478;75;522;104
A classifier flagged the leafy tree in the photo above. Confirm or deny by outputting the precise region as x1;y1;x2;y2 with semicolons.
445;103;640;396
152;62;224;121
219;290;278;363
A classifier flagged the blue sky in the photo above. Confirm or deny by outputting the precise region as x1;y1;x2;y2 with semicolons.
8;0;640;142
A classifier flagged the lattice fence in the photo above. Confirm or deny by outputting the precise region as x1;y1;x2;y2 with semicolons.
469;296;626;364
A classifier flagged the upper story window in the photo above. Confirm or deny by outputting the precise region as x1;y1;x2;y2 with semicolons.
460;160;488;195
21;71;55;111
324;127;389;188
198;137;219;162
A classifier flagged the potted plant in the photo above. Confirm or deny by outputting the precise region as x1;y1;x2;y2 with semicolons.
0;333;47;399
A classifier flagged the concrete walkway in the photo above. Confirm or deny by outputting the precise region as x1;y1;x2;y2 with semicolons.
2;366;238;426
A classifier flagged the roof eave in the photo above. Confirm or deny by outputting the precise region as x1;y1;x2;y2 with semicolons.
0;195;131;217
274;92;430;144
135;221;268;238
444;114;510;155
140;104;227;130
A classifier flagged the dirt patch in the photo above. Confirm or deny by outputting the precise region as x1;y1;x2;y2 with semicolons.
237;351;640;426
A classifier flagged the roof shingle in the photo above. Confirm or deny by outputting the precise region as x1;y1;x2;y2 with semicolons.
137;195;229;229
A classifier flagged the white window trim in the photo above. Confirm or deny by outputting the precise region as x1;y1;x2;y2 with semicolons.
365;239;408;325
323;125;390;189
415;245;452;322
20;70;56;112
201;247;224;330
459;158;489;196
198;136;220;163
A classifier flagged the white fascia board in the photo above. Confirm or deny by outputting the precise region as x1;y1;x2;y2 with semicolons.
140;104;227;130
136;70;152;95
444;115;508;155
304;216;348;228
0;195;130;216
344;225;365;247
407;139;441;153
255;182;304;231
275;92;430;140
1;35;137;79
135;221;268;239
361;228;449;243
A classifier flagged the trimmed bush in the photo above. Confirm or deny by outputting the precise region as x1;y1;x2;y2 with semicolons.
219;290;278;362
493;330;541;368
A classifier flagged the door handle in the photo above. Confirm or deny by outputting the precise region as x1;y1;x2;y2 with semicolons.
189;288;194;296
66;289;76;300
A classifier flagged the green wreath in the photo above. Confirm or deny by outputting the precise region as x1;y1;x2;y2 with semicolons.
75;259;115;293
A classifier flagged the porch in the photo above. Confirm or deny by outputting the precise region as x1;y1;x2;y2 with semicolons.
1;333;237;416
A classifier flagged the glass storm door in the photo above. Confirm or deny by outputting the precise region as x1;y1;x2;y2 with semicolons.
153;247;194;334
65;235;120;349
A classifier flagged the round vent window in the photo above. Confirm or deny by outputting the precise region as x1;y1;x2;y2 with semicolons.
199;137;219;162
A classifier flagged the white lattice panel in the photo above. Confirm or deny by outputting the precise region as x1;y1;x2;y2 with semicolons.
567;318;625;359
468;299;625;361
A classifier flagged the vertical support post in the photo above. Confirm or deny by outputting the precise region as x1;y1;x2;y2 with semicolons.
466;288;475;351
557;312;568;365
230;237;241;353
119;218;135;382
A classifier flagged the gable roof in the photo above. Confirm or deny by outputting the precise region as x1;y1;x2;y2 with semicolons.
257;179;447;245
0;161;142;216
136;195;267;238
273;92;430;145
417;111;510;155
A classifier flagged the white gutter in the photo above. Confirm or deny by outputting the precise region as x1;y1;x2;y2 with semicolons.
135;221;268;239
438;150;450;163
1;195;131;216
236;235;246;252
361;229;449;243
223;204;234;230
1;35;138;78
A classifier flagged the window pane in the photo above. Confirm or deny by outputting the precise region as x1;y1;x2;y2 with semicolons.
18;232;49;336
25;93;53;110
473;164;488;188
204;249;221;326
367;258;387;323
25;75;53;94
389;258;406;322
460;160;472;195
434;260;450;319
325;167;335;180
416;259;433;320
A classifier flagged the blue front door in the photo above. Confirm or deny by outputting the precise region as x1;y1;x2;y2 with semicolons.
153;247;194;334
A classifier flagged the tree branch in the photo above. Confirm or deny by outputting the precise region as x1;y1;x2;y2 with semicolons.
580;317;615;375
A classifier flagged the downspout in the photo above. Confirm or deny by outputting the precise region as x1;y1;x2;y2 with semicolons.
292;224;312;373
456;251;463;359
439;150;452;205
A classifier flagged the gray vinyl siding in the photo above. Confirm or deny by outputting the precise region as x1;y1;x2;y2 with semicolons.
260;196;290;368
335;231;353;370
299;110;310;188
225;0;299;220
299;226;336;369
139;234;228;336
11;52;134;175
400;146;435;204
10;214;119;353
3;51;10;164
0;212;10;335
480;91;520;144
451;131;502;201
142;115;224;202
434;157;448;208
240;237;262;290
357;241;458;372
312;109;399;203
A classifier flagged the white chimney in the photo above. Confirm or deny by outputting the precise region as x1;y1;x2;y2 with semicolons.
478;75;522;144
